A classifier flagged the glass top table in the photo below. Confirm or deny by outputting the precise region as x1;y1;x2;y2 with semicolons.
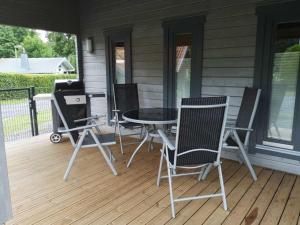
122;108;177;125
122;108;177;167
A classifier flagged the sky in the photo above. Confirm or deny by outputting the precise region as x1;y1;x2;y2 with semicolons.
36;29;48;42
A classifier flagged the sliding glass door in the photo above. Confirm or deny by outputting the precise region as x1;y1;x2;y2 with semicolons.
255;1;300;152
267;22;300;144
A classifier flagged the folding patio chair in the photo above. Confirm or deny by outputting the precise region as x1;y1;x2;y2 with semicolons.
53;88;118;181
223;87;261;181
112;83;145;154
157;96;229;218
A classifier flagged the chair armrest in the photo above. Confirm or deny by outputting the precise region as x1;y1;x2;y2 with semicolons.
226;127;253;132
64;124;100;132
112;109;120;112
158;129;175;151
74;115;105;123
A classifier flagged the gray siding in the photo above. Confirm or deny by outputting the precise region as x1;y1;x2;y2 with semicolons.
0;0;79;34
79;0;288;118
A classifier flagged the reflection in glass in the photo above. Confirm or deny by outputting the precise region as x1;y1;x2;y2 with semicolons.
114;43;125;84
268;22;300;141
176;33;192;107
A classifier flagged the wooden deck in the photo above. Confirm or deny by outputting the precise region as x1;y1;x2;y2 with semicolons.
5;134;300;225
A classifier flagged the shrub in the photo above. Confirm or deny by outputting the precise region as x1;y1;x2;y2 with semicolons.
0;73;78;98
0;73;77;91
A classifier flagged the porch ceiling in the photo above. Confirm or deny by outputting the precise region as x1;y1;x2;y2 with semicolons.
5;134;300;225
0;0;80;34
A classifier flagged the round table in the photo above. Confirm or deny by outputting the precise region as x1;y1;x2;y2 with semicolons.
123;108;177;167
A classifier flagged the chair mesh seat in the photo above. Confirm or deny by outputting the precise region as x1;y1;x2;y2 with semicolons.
114;84;139;113
225;136;239;147
81;133;116;146
235;87;259;143
172;97;227;167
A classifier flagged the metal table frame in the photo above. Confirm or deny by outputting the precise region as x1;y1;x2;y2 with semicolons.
122;110;177;167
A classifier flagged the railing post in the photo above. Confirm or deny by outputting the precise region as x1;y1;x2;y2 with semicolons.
29;87;39;136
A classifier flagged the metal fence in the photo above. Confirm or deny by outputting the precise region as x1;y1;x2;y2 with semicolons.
0;87;53;142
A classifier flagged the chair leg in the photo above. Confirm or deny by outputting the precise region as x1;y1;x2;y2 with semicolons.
63;130;87;181
233;131;257;181
139;126;144;140
157;148;164;186
148;137;154;152
103;145;115;162
223;130;231;143
201;163;213;180
118;124;124;155
197;166;206;181
167;161;176;218
218;163;228;211
89;130;118;176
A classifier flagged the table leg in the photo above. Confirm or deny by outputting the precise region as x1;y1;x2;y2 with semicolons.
127;128;149;167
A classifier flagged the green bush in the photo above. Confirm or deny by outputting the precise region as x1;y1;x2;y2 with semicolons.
0;73;77;91
0;73;78;99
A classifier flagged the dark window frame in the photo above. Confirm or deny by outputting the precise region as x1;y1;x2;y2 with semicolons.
163;16;205;108
104;27;132;121
254;1;300;150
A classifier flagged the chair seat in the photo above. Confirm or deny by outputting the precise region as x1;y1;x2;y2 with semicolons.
163;137;216;167
82;133;116;146
225;136;239;147
119;121;143;129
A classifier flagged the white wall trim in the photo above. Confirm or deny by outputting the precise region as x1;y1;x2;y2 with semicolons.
222;149;300;176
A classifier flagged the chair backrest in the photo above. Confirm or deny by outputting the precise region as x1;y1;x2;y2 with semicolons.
53;89;87;145
174;97;229;167
235;87;261;144
113;83;139;115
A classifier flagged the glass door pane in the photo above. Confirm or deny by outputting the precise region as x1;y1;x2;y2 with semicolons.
175;33;192;107
114;42;125;84
267;22;300;142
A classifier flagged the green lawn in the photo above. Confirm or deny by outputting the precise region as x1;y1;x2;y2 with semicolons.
3;109;52;136
0;98;27;105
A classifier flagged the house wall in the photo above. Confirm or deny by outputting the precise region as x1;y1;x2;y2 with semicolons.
79;0;286;118
78;0;300;175
0;0;79;34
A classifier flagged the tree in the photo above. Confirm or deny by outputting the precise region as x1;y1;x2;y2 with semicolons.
0;26;17;58
22;35;53;57
11;27;36;43
286;44;300;52
0;25;38;58
47;32;76;69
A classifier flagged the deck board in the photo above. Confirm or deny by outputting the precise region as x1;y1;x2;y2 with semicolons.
278;176;300;225
5;134;300;225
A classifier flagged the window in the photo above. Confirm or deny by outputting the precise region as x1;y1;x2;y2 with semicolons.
104;27;132;120
163;16;205;108
175;33;192;106
255;1;300;152
114;43;126;84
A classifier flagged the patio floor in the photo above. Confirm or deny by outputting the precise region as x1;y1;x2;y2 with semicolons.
5;134;300;225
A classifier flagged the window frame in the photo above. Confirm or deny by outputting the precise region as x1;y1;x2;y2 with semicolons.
254;1;300;150
104;27;132;121
163;16;205;108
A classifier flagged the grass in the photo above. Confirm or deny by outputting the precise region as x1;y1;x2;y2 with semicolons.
3;109;52;136
0;98;27;105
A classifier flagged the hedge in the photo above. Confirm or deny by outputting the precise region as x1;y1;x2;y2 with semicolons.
0;73;78;99
0;73;77;91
